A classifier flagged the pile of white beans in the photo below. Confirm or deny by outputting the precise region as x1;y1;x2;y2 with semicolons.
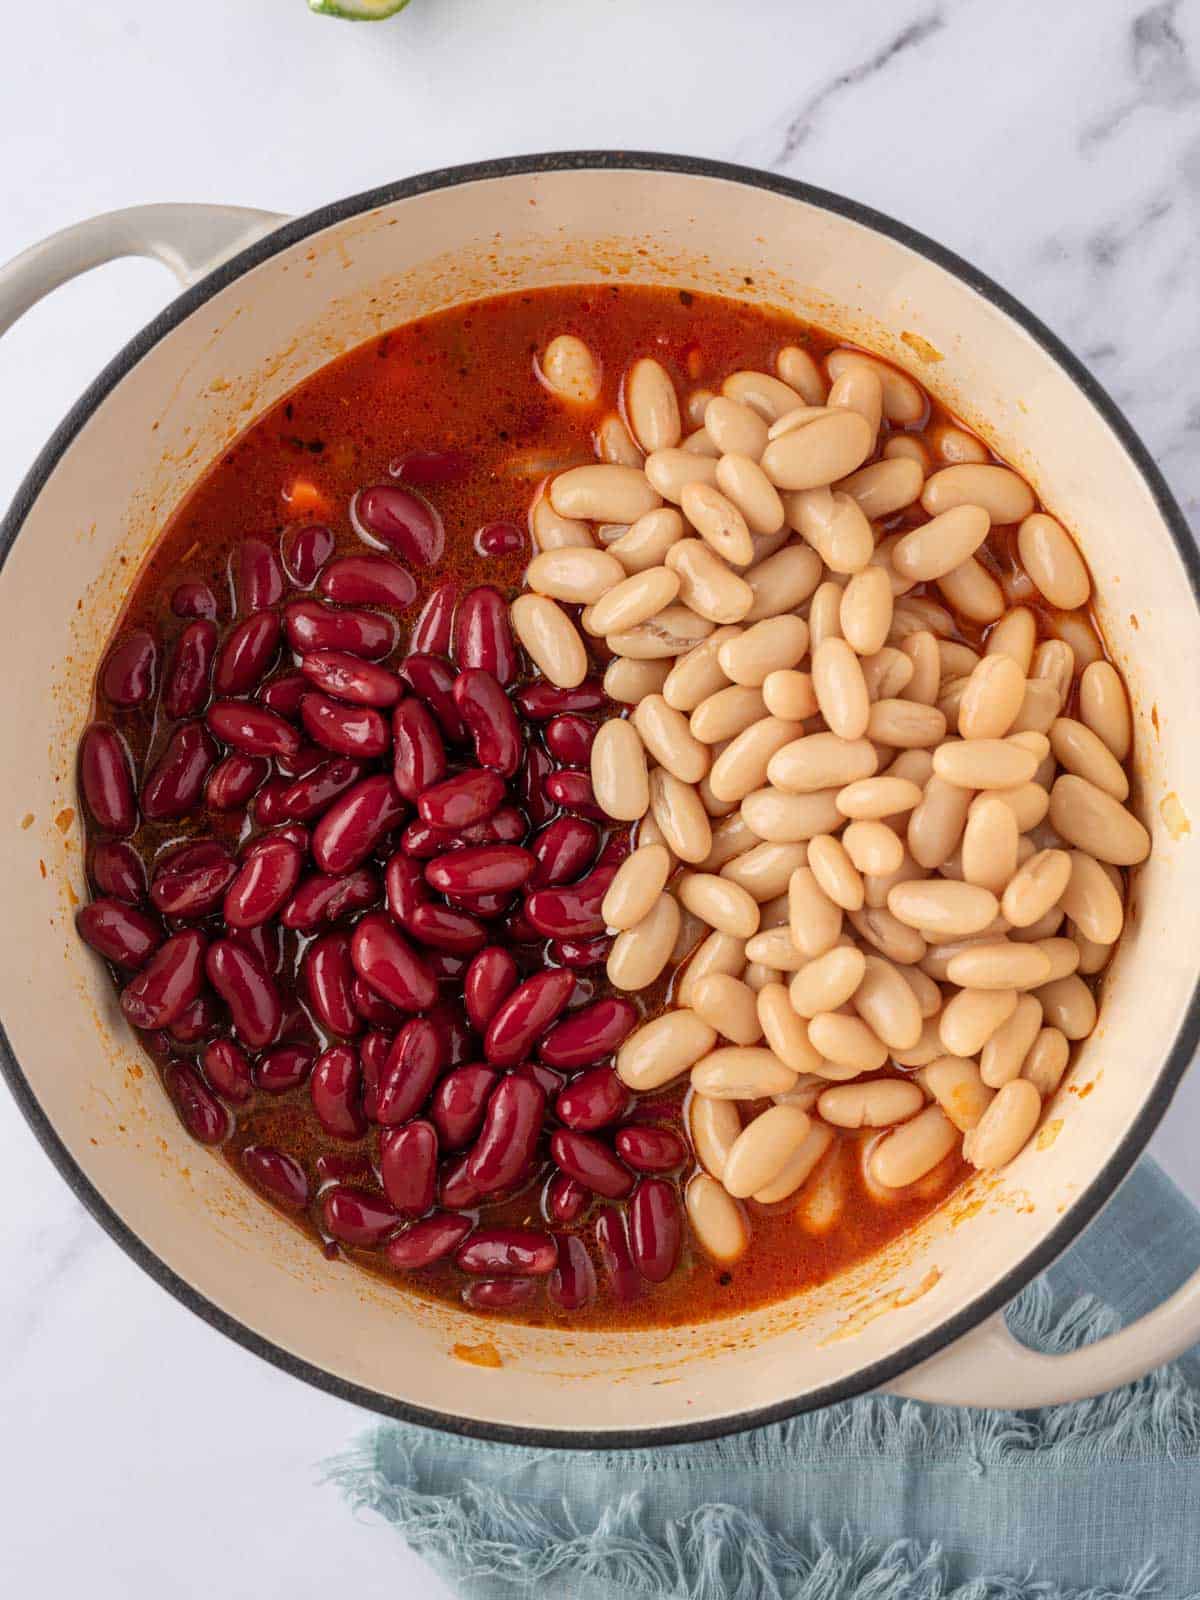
512;332;1150;1270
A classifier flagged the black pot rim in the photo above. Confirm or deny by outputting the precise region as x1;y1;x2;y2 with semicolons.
3;150;1197;1451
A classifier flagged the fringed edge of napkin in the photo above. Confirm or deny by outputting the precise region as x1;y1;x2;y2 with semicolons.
323;1285;1200;1600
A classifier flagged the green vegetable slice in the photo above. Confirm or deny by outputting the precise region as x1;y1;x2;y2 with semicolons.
308;0;411;18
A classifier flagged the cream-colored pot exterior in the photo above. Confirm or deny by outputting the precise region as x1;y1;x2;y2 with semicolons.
2;156;1199;1444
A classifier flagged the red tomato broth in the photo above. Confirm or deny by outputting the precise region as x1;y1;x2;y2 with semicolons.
78;283;1120;1331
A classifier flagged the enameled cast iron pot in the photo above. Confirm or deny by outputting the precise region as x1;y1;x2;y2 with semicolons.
3;153;1199;1447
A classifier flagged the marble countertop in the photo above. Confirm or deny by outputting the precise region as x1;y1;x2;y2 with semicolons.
3;1;1199;1594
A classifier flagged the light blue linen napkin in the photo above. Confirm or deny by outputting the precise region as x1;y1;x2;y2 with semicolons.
328;1159;1200;1599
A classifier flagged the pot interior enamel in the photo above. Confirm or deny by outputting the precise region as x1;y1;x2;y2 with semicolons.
2;162;1196;1438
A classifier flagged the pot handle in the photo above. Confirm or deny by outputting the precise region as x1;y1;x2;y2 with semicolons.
886;1262;1200;1408
0;203;288;337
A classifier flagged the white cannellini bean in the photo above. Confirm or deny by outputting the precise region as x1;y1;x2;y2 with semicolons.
539;334;601;405
550;463;662;523
625;357;681;452
722;1103;813;1197
689;1093;743;1180
687;1174;751;1262
591;718;649;821
510;595;589;688
962;1078;1042;1170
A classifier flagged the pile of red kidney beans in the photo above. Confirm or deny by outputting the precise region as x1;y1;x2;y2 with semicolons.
75;475;685;1314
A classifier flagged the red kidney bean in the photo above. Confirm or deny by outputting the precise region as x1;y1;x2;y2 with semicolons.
483;970;575;1068
302;932;361;1036
76;899;161;969
354;484;444;567
232;919;284;978
201;1037;253;1103
380;1120;438;1214
277;757;363;824
213;612;280;696
550;1129;633;1199
544;714;595;767
551;936;610;970
524;864;616;940
252;777;292;827
616;1127;689;1173
310;1044;367;1139
238;537;285;612
391;699;447;800
121;930;207;1029
474;520;524;557
454;587;517;685
259;671;308;719
391;448;469;488
408;900;488;953
172;580;218;620
409;581;458;657
462;1277;537;1311
463;947;519;1033
350;913;436;1014
397;654;466;742
320;553;417;609
206;700;300;761
544;769;606;820
359;1027;392;1116
594;1206;640;1301
150;840;235;918
515;678;607;721
456;1227;556;1277
164;1059;230;1145
282;523;335;588
415;771;504;835
467;1075;545;1194
554;1066;632;1132
630;1178;683;1282
383;851;427;926
205;753;268;811
285;600;397;661
322;1186;402;1248
168;992;221;1044
528;816;599;889
312;775;405;874
300;650;402;708
430;1063;499;1149
205;938;281;1048
439;1152;484;1209
518;751;555;841
426;845;534;897
223;835;304;929
548;1233;597;1310
454;668;521;775
316;1150;373;1185
241;1144;309;1209
79;723;137;835
161;620;216;719
373;1017;447;1126
539;998;638;1071
102;629;157;708
91;840;146;903
544;1171;590;1225
300;692;390;758
386;1211;473;1270
255;1043;316;1093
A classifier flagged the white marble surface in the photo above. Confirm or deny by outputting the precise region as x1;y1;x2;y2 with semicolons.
4;1;1200;1594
